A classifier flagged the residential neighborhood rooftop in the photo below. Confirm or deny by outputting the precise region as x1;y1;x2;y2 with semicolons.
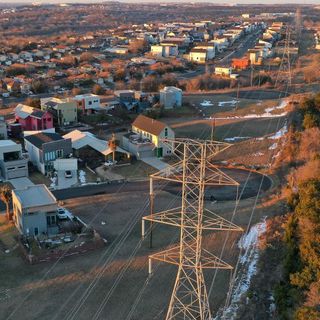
24;132;63;149
13;184;57;208
132;114;168;136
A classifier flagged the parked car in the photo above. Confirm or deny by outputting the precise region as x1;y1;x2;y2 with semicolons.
104;160;117;167
57;207;70;220
65;170;73;178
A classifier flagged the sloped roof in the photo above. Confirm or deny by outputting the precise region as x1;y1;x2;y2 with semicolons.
24;132;63;149
63;130;127;156
15;104;34;119
132;115;167;136
15;104;47;120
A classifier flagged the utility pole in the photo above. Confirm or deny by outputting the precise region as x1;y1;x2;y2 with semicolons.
142;139;242;319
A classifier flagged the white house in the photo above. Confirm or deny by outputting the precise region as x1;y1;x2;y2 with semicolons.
189;48;207;64
150;44;178;57
74;94;100;114
160;86;182;109
215;66;233;77
192;44;215;60
210;37;229;52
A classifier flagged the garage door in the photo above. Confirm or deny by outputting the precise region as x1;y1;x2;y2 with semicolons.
138;149;154;159
7;168;28;179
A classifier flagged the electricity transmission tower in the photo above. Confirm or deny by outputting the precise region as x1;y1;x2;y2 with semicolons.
142;138;242;320
275;27;292;88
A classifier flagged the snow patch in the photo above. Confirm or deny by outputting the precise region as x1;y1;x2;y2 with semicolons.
79;170;86;184
268;124;287;140
50;176;57;188
217;219;267;319
269;143;278;150
218;100;239;107
224;136;251;142
208;99;289;121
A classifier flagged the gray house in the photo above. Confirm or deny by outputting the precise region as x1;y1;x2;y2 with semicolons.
0;140;28;180
12;184;59;236
24;132;72;175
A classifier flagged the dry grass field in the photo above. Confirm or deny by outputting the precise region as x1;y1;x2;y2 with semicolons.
0;160;284;320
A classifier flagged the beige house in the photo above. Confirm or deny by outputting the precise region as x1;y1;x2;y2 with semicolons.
215;66;233;77
189;48;207;64
41;97;77;126
124;115;175;158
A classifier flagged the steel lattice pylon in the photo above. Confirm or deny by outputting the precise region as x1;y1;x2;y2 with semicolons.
142;138;243;320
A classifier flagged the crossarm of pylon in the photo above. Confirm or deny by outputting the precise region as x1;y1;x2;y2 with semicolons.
205;164;239;186
143;207;243;231
159;138;232;162
203;208;243;231
149;246;233;269
150;162;239;186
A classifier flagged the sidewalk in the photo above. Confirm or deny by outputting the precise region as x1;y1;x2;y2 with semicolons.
141;157;169;171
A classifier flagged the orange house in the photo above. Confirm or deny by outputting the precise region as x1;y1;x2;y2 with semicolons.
231;58;251;70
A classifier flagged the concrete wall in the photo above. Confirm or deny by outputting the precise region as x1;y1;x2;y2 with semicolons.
0;158;28;180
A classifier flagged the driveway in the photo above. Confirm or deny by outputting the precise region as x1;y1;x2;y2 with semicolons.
56;170;78;190
141;157;169;171
10;177;34;189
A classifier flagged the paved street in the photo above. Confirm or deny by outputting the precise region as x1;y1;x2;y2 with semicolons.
52;180;150;201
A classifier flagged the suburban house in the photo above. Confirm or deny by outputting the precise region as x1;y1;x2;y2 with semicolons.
192;44;215;60
248;49;262;65
215;66;233;77
12;184;59;236
40;97;78;126
150;44;179;57
74;93;100;114
232;58;251;70
160;86;182;109
189;48;207;64
210;36;229;52
24;132;72;175
63;130;129;165
0;140;28;180
14;104;53;131
122;115;175;158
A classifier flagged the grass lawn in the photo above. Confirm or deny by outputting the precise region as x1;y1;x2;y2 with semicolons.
0;215;19;251
111;160;156;179
29;171;51;186
174;117;287;141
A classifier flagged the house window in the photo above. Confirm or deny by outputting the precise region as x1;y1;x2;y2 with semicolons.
88;101;92;105
47;215;56;226
56;149;63;158
164;128;168;137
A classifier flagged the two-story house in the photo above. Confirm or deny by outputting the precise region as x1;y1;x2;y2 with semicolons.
160;86;182;109
122;115;175;158
24;132;72;175
12;184;59;236
74;94;100;114
40;97;78;127
15;104;53;131
0;140;28;180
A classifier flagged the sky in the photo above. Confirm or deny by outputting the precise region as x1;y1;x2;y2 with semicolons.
0;0;317;4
